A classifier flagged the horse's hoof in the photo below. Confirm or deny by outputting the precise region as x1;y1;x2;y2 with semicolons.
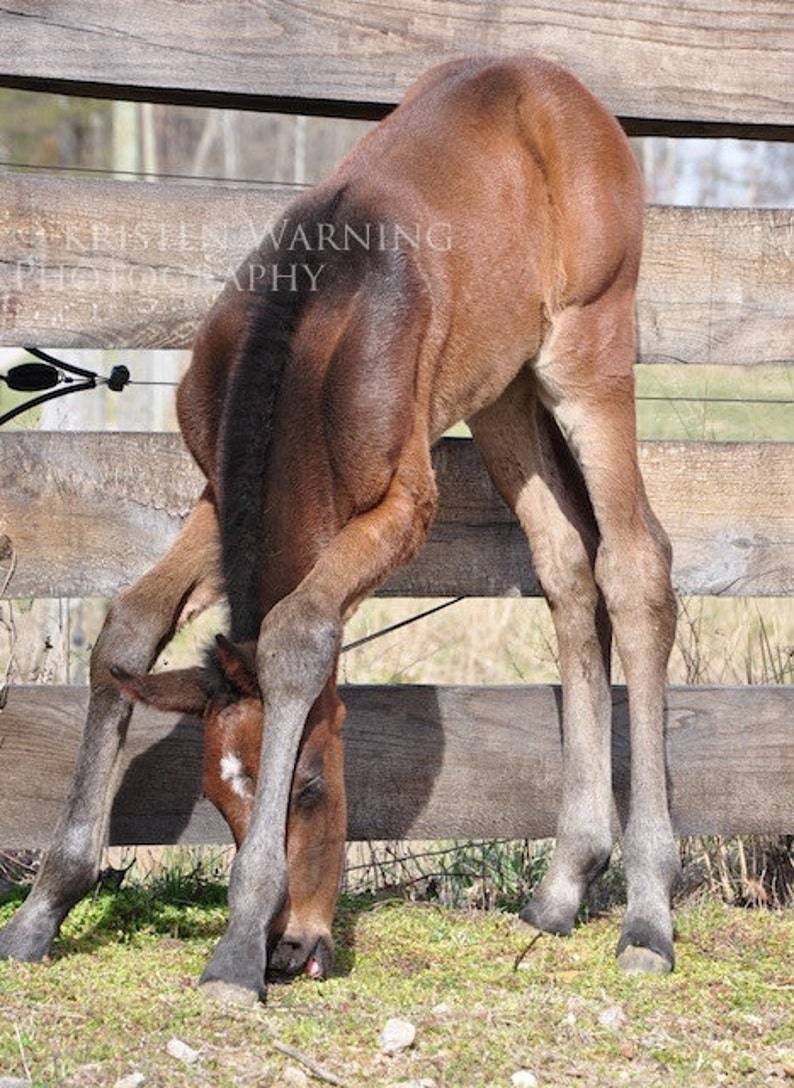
199;977;263;1007
518;899;574;938
0;916;55;963
616;944;673;975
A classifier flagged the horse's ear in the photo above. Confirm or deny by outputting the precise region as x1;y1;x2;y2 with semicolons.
214;634;259;698
110;664;211;716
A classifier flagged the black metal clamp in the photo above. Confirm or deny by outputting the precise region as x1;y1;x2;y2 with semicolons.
0;348;130;427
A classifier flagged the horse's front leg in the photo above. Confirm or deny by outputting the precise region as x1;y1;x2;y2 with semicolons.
0;492;221;962
200;463;436;1004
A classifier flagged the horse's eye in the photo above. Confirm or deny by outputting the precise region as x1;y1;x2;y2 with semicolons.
292;774;325;813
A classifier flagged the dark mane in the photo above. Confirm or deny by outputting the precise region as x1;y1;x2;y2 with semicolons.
219;187;347;641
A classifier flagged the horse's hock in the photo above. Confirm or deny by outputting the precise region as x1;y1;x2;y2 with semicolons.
0;2;792;849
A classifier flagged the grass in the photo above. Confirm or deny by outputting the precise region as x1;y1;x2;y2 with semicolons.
634;364;793;443
1;873;793;1087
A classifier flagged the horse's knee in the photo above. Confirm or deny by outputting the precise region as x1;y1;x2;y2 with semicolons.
90;606;134;696
257;592;342;702
90;589;173;692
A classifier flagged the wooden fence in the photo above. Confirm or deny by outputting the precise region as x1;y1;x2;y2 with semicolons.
0;1;792;848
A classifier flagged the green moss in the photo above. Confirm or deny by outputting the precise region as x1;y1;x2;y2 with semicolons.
1;889;792;1087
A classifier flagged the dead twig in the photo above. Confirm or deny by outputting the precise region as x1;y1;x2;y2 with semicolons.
271;1039;348;1087
513;930;544;971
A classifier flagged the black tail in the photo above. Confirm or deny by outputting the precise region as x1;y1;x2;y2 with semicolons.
220;189;344;641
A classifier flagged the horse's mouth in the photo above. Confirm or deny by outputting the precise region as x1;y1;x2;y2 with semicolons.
267;932;333;981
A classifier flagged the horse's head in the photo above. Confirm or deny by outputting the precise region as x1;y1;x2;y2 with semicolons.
110;634;346;981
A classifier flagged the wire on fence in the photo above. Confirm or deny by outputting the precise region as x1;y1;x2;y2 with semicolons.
2;349;792;429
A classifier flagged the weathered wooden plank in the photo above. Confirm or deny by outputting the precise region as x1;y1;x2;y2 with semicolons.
0;432;200;600
1;175;792;364
1;434;792;600
640;207;794;368
0;683;791;847
0;176;289;350
0;2;791;134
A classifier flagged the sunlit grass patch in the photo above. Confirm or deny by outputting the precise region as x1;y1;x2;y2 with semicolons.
2;887;791;1088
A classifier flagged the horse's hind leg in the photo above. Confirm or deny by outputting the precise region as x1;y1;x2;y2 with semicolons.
470;370;615;937
537;296;679;972
200;452;438;1003
0;492;221;962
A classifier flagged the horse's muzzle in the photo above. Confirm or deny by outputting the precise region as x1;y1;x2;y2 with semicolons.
268;931;333;980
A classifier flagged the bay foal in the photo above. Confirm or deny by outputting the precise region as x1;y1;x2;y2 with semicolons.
0;55;680;1001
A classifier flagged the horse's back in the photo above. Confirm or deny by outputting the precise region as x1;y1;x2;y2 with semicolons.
183;54;643;471
338;54;639;220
